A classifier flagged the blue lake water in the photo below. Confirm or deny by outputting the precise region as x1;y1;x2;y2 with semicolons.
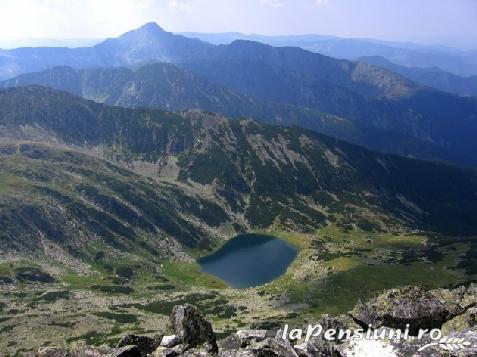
198;233;298;289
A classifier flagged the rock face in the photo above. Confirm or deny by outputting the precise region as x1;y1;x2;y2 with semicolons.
301;314;358;356
169;304;218;353
36;285;477;357
116;335;161;356
160;335;180;348
443;307;477;333
218;330;268;350
111;345;142;357
351;286;456;334
248;338;299;357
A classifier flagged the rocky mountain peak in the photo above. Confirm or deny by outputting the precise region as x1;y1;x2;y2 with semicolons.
139;22;166;33
112;22;170;44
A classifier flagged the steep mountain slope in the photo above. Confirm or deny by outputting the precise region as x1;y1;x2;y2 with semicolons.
0;64;466;168
0;64;346;133
0;141;236;263
1;86;477;241
360;55;477;97
183;40;477;167
93;23;212;66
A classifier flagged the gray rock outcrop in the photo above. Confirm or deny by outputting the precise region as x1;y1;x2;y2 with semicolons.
35;284;477;357
351;285;460;334
116;335;161;356
169;304;218;353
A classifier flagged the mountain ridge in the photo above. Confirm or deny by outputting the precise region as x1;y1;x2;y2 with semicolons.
181;39;477;167
0;22;211;80
3;63;477;169
2;23;477;168
360;55;477;97
180;31;477;77
3;63;450;164
1;86;477;241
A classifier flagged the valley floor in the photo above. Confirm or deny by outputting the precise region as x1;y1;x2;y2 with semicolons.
1;225;476;355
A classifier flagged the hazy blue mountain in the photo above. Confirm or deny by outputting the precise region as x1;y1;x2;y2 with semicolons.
0;23;211;80
181;32;477;77
359;56;477;97
2;23;476;79
2;23;477;167
1;64;323;118
0;64;362;141
0;38;102;49
183;40;477;167
1;64;466;167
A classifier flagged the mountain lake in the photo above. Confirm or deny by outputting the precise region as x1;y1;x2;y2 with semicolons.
199;233;298;288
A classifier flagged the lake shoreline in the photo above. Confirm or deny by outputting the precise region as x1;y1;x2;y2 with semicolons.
198;233;298;289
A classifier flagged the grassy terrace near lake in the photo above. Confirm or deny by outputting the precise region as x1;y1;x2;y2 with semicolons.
265;225;474;317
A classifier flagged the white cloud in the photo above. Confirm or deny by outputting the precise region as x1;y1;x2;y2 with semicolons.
259;0;284;8
168;0;217;11
0;0;160;40
0;0;474;47
167;0;191;10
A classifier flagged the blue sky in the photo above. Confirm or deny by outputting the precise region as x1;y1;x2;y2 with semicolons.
0;0;476;48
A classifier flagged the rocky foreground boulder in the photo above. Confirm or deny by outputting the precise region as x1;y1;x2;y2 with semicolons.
350;286;462;335
35;284;477;357
116;335;161;356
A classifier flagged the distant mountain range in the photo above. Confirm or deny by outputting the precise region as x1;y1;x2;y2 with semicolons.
0;63;341;130
183;32;477;97
2;22;477;169
2;86;477;262
0;38;102;49
181;39;477;167
181;32;477;77
0;23;212;80
1;63;451;166
359;56;477;97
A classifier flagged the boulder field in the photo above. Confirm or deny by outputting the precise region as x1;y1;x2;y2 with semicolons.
35;284;477;357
